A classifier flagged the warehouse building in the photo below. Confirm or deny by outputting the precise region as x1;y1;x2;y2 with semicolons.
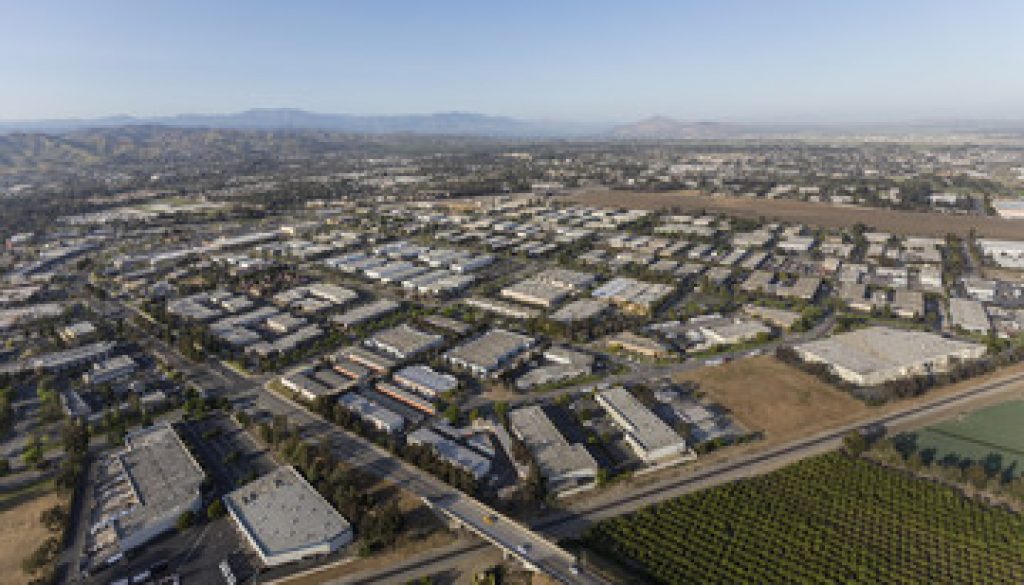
281;364;359;402
445;329;534;378
500;280;569;308
375;381;437;415
794;326;987;386
948;297;992;334
95;424;205;554
337;393;405;433
393;365;459;398
549;299;610;323
336;346;397;374
331;299;401;329
25;341;116;373
366;324;443;360
407;427;491;480
606;331;672;359
596;387;689;463
82;355;137;385
224;466;353;567
463;297;540;319
697;319;771;347
508;405;598;492
592;277;674;315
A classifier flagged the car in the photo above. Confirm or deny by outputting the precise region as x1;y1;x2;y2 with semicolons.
483;514;497;525
150;560;170;575
132;570;151;584
515;543;531;556
569;565;581;575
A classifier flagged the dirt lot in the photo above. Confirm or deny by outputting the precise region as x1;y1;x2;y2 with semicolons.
676;356;871;442
0;487;62;585
676;356;1024;447
567;190;1024;240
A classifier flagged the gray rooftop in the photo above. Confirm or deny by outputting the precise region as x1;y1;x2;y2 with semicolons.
224;466;351;561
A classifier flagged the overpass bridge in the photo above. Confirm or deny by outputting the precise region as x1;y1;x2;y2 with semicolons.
424;494;605;584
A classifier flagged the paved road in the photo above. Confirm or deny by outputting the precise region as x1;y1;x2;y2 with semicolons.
99;297;601;584
328;366;1024;583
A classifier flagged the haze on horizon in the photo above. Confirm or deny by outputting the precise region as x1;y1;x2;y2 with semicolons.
2;0;1023;124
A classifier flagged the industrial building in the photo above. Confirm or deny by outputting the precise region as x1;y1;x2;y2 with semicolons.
25;341;116;373
516;347;594;390
375;381;437;415
605;331;672;359
591;277;674;315
336;346;397;374
393;364;459;398
60;320;97;342
407;427;491;480
500;279;570;308
508;405;598;492
224;466;353;567
596;387;689;463
337;393;405;433
331;299;401;329
82;355;137;385
366;324;444;360
281;364;359;402
91;424;205;557
697;318;771;347
948;297;991;334
794;326;987;386
462;296;540;319
445;329;534;378
549;299;610;323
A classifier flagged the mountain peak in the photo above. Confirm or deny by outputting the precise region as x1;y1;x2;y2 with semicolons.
611;116;729;138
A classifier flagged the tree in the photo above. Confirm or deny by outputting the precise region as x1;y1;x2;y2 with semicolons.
493;401;509;426
842;431;867;457
39;505;68;532
22;435;45;469
207;499;226;519
443;404;461;426
176;510;195;531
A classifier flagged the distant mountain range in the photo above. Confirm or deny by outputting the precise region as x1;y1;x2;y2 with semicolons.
1;109;1023;138
0;109;600;137
609;116;747;139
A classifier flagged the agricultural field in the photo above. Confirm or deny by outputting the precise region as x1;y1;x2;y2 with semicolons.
675;356;870;442
568;190;1024;239
584;453;1024;585
907;399;1024;474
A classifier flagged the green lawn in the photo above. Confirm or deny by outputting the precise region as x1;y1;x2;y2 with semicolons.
911;400;1024;473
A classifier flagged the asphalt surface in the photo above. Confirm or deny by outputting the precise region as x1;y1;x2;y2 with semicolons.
97;293;1023;585
100;297;602;585
327;366;1024;583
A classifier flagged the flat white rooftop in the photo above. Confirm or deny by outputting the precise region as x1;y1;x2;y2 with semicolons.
224;466;352;566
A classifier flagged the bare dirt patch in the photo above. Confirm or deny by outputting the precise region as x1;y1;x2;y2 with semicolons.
0;489;62;585
676;356;871;442
567;190;1024;240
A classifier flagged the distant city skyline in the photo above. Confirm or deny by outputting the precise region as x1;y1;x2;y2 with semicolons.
2;0;1023;123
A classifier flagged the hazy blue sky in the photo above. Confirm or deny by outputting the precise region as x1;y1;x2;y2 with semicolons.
1;0;1022;122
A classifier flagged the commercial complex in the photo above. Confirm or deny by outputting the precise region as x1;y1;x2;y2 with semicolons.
508;405;598;492
596;387;689;463
445;329;534;378
794;326;987;386
92;424;205;558
224;466;353;567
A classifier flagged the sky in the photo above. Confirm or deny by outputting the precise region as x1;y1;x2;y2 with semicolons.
1;0;1023;123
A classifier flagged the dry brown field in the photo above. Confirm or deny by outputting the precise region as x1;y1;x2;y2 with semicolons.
675;356;871;442
0;488;62;585
568;190;1024;239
